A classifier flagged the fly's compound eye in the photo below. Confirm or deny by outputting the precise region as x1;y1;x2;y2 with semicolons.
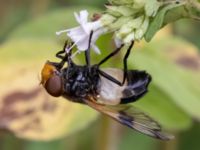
45;75;63;97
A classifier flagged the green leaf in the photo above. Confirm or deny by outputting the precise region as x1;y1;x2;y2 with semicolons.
119;129;157;150
163;5;189;26
186;0;200;19
134;85;191;130
179;123;200;150
24;140;63;150
145;4;184;42
132;36;200;123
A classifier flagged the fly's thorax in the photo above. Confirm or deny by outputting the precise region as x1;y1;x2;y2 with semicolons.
61;65;100;100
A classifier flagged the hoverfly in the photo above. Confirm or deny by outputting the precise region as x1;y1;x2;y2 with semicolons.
41;32;173;140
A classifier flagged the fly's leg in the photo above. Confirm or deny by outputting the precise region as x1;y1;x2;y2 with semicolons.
98;70;123;86
122;41;134;84
56;41;69;59
96;44;125;86
54;41;73;69
97;41;134;86
85;31;94;67
97;44;124;66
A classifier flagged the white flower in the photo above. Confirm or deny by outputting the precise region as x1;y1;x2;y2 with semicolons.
56;10;107;55
114;37;123;48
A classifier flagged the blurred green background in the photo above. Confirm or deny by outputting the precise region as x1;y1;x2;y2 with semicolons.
0;0;200;150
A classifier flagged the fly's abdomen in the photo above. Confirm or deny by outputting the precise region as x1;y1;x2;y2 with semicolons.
120;70;152;104
95;68;151;105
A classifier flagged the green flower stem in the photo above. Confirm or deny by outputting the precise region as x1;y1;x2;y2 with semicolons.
159;133;179;150
96;116;122;150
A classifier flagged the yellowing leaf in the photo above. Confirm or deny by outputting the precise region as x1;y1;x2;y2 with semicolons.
0;39;98;141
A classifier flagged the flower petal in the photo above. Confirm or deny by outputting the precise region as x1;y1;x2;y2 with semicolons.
74;10;89;25
92;44;101;54
79;10;89;24
92;28;107;43
81;20;103;35
76;36;90;51
124;32;135;43
67;26;85;37
57;10;105;53
74;12;81;24
114;37;123;48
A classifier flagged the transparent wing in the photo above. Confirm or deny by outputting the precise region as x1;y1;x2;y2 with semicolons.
84;98;174;140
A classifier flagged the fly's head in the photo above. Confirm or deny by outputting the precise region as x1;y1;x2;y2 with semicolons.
41;61;63;97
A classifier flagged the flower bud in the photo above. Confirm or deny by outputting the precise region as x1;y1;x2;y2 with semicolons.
145;0;161;17
135;16;149;40
99;14;116;26
116;16;144;38
106;5;137;16
108;16;132;30
124;32;135;43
